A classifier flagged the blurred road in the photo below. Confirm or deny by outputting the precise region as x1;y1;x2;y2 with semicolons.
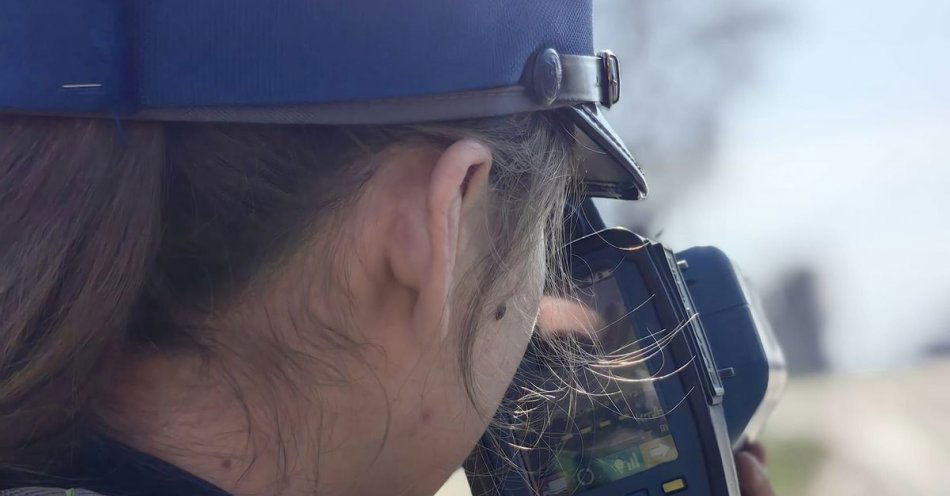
765;359;950;496
435;470;470;496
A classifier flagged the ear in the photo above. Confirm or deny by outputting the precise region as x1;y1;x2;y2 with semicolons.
387;139;493;338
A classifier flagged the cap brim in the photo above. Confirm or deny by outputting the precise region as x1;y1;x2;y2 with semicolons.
562;103;648;200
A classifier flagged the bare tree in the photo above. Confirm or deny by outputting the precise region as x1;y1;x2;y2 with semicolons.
595;0;783;232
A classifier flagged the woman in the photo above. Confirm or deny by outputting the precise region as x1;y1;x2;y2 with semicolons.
0;2;773;495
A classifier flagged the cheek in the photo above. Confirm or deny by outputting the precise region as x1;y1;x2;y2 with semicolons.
388;279;544;483
383;242;548;489
466;245;546;421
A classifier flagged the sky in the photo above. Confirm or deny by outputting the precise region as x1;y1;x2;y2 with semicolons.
601;0;950;373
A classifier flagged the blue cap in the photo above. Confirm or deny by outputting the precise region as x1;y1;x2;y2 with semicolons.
0;0;647;199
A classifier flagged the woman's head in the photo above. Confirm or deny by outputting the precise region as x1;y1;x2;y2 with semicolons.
0;112;575;494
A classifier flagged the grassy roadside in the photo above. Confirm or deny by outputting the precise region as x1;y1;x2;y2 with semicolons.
762;436;827;496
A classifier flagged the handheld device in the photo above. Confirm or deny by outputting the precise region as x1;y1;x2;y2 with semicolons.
466;207;786;496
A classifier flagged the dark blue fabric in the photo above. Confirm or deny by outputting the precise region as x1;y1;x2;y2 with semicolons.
0;436;232;496
0;0;132;112
1;0;592;114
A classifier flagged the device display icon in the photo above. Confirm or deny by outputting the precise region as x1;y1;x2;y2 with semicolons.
577;467;596;486
641;436;679;467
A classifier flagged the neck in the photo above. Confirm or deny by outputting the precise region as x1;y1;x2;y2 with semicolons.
104;350;396;496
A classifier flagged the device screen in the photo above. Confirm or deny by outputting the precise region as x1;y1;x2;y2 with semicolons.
535;270;680;495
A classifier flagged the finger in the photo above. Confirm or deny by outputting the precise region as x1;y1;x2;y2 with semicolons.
735;450;775;496
536;296;602;338
742;440;767;465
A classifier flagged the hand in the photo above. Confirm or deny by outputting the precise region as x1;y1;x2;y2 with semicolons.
736;441;775;496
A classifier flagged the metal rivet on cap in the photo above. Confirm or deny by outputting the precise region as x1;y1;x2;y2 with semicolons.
532;48;563;106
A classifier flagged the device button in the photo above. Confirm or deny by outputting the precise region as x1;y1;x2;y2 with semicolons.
661;477;687;494
577;467;595;486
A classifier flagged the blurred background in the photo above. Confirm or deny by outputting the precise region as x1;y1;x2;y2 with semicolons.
440;0;950;494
